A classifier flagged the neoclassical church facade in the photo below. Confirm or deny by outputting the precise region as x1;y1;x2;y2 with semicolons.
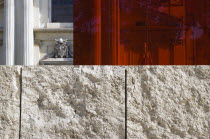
0;0;73;65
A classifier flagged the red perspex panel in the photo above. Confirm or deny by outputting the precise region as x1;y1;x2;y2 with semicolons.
74;0;210;65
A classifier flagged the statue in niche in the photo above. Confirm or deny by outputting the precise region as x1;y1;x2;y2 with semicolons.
54;38;69;58
40;38;73;62
39;38;73;65
51;38;73;58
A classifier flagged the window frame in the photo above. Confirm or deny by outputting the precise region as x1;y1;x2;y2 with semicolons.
48;0;73;28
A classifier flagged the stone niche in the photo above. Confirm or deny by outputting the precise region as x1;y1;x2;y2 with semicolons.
34;28;73;65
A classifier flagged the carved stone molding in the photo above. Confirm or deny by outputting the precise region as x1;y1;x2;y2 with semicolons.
34;28;73;33
34;39;42;46
34;28;73;42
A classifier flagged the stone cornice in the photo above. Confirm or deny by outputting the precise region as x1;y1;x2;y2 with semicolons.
34;28;73;33
34;28;73;43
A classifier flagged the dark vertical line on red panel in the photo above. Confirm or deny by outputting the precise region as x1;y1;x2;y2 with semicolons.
95;0;102;65
117;0;120;65
146;0;149;65
193;38;195;64
109;0;111;64
112;0;120;65
146;0;151;65
184;0;187;65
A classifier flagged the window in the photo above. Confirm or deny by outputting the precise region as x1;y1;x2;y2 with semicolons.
51;0;73;23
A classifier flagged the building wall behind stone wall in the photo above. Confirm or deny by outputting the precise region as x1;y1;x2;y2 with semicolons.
0;66;209;139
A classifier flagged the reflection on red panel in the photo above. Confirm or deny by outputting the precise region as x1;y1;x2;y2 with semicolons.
74;0;210;65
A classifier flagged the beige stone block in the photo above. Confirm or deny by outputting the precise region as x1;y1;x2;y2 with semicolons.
127;66;210;139
34;29;73;41
21;66;125;139
47;23;73;28
0;66;21;139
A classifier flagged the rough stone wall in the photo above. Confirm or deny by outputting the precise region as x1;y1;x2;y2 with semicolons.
0;66;21;139
0;66;209;139
127;66;210;139
21;66;125;139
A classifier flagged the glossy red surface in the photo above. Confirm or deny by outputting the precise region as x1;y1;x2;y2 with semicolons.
74;0;210;65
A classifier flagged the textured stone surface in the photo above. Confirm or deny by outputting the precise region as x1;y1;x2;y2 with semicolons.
0;66;21;139
127;66;210;139
21;66;125;139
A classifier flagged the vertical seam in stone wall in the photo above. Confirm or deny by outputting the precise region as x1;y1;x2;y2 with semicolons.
19;67;23;139
125;69;127;139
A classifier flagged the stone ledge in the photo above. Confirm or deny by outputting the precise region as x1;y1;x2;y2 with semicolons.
34;28;73;33
34;28;73;41
39;58;74;65
47;23;74;28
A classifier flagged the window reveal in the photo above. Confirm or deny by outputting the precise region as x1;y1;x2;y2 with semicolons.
51;0;73;22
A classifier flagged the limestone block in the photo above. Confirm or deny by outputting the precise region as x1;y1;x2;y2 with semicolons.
21;66;125;139
0;66;21;139
127;66;210;139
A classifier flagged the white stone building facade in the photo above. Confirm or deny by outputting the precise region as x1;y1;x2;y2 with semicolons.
0;0;73;65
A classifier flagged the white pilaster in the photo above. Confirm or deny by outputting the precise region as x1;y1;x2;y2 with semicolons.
3;0;15;65
22;0;34;65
